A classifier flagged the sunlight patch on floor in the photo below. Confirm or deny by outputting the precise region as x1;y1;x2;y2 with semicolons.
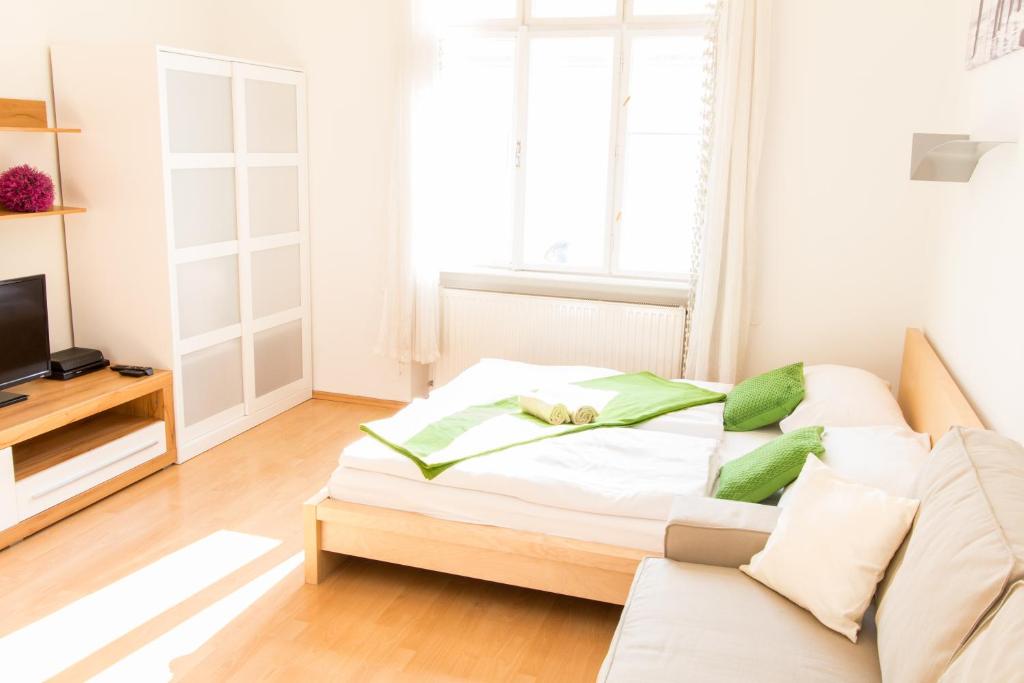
90;551;303;682
0;530;280;682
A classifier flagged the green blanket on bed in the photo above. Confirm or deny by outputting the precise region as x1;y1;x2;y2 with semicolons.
360;372;726;479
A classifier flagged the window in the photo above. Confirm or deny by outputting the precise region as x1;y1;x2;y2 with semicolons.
431;0;711;280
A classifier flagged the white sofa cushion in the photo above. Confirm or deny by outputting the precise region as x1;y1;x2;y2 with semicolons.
598;558;881;682
742;456;918;642
876;428;1024;683
940;580;1024;682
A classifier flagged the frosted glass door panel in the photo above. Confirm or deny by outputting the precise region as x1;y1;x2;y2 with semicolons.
176;256;240;338
254;319;303;397
181;338;244;426
249;166;299;237
171;168;237;248
166;70;234;153
246;80;298;153
251;245;301;319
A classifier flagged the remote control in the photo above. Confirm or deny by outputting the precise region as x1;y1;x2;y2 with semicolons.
111;365;154;376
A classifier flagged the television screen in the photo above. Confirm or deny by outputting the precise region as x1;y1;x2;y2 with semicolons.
0;275;51;391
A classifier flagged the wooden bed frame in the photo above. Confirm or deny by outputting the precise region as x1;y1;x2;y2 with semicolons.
304;328;984;604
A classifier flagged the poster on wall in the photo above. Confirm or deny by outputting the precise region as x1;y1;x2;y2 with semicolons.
967;0;1024;68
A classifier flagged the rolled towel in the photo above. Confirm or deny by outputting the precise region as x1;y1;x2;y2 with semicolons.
571;405;599;425
520;385;614;426
518;394;572;425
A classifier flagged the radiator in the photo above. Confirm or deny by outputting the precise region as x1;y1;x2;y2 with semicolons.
434;288;687;387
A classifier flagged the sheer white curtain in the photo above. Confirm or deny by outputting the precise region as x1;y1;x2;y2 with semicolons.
685;0;773;383
376;0;443;365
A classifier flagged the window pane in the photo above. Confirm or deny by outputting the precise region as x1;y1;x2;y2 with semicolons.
531;0;618;18
434;0;516;23
618;35;704;275
632;0;710;15
435;35;517;266
523;36;615;269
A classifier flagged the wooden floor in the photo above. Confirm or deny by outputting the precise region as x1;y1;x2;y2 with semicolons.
0;399;621;682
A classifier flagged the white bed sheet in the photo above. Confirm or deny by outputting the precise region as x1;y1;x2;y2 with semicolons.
328;428;781;551
341;428;720;520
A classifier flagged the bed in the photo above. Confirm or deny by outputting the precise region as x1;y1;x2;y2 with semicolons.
304;329;983;604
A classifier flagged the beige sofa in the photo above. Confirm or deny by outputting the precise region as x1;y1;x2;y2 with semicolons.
598;428;1024;682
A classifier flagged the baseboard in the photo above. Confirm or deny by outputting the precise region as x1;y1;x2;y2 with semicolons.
312;391;408;410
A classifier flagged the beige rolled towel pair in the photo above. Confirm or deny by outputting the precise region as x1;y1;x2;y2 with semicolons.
518;387;606;426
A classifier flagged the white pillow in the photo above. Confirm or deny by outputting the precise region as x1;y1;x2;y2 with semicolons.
780;364;910;432
741;456;919;642
778;426;930;506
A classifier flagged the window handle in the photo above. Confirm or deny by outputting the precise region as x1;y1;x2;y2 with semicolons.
515;141;523;168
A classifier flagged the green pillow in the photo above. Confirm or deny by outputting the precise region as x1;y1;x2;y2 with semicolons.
724;362;805;431
715;426;825;503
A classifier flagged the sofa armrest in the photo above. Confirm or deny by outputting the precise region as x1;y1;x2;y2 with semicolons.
664;496;782;568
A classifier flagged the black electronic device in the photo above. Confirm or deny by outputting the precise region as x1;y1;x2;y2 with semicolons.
111;365;154;377
49;347;110;381
0;275;51;408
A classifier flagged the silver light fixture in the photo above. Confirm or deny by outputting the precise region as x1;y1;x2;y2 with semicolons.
910;133;1013;182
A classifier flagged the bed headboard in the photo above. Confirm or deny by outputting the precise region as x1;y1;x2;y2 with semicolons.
897;328;984;445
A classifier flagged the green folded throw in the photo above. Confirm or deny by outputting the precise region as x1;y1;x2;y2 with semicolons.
361;372;727;479
714;426;826;503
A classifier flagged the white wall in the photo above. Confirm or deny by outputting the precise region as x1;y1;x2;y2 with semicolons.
2;0;417;401
744;0;967;386
204;0;417;402
924;1;1024;442
0;1;240;355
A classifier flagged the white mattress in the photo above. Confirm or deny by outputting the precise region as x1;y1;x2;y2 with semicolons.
328;429;780;551
328;466;669;552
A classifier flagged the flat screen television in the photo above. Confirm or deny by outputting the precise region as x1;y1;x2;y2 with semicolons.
0;275;50;406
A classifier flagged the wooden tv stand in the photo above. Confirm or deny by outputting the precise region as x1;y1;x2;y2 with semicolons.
0;369;175;549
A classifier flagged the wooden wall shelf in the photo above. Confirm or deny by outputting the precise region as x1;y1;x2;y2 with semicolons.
0;98;80;133
0;206;87;221
0;126;81;134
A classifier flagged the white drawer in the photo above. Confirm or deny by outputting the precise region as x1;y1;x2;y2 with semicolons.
16;421;166;521
0;447;15;530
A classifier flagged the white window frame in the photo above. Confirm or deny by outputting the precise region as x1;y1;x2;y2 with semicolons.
442;0;712;283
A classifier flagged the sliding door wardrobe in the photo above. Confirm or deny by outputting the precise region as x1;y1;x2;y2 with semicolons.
52;46;311;462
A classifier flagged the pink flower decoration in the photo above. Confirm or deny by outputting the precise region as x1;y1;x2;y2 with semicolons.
0;165;55;213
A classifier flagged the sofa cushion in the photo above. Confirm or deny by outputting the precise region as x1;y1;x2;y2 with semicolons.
664;496;781;567
940;580;1024;682
876;428;1024;683
598;558;881;683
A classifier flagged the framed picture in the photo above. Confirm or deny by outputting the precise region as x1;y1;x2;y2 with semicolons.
967;0;1024;68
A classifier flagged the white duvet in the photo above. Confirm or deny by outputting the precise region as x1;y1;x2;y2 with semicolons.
337;359;728;521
